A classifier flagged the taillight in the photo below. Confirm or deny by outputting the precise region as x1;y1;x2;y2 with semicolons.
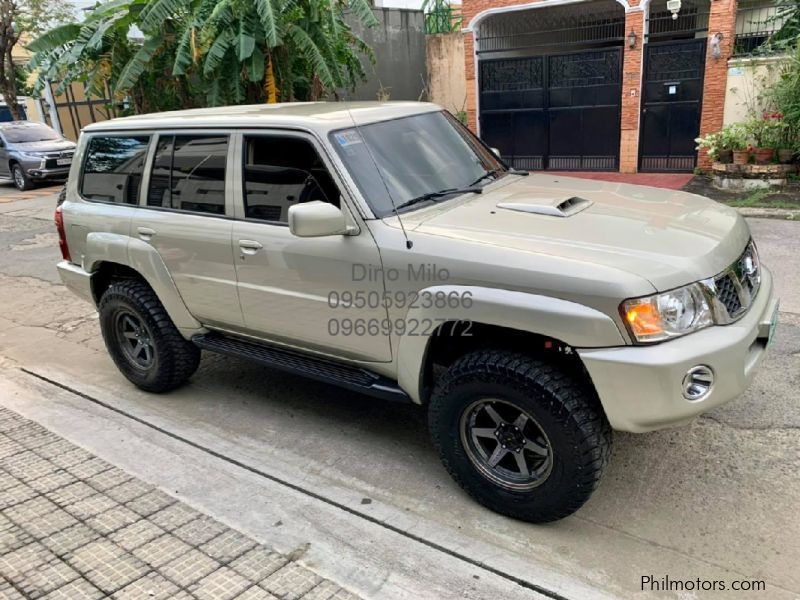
54;205;71;262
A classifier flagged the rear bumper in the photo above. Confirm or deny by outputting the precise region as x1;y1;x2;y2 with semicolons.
578;268;777;433
57;260;95;305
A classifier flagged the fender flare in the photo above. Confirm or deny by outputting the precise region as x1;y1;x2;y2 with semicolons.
395;285;625;403
84;233;202;334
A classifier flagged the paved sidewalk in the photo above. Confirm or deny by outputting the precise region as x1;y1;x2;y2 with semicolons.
0;407;359;600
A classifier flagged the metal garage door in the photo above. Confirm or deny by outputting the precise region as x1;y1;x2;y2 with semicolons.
478;48;622;171
638;39;707;172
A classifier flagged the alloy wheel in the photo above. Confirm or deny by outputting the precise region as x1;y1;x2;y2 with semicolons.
115;311;155;370
459;399;553;491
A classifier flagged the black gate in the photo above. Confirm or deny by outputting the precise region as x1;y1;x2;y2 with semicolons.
639;39;706;172
479;48;622;171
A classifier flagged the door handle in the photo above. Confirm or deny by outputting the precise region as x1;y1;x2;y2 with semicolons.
238;240;262;255
137;227;156;241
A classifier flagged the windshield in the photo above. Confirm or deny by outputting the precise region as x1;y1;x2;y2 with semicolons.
330;111;505;217
3;123;61;144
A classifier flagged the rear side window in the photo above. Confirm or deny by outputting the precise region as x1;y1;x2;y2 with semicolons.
148;135;228;215
81;136;150;204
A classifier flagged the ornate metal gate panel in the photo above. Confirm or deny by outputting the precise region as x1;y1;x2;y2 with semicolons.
479;48;622;171
639;39;707;172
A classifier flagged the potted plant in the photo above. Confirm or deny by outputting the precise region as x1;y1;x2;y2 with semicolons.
750;113;782;164
721;123;751;165
695;131;723;163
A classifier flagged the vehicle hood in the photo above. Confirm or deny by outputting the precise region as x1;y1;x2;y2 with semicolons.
399;174;751;291
12;139;75;152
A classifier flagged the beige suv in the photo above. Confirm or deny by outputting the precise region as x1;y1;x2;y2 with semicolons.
56;102;779;522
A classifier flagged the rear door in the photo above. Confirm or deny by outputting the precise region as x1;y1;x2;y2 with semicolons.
132;132;243;329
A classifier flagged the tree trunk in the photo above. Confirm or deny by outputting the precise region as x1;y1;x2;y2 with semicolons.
0;0;21;121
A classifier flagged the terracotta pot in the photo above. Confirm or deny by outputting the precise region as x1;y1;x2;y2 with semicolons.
717;149;733;164
754;147;775;165
778;148;795;164
733;150;750;165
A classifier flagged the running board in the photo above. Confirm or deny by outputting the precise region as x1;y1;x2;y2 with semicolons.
192;333;411;403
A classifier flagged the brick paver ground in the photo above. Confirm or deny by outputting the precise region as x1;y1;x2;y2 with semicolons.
0;407;360;600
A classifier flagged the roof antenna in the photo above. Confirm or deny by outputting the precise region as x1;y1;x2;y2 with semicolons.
340;94;413;250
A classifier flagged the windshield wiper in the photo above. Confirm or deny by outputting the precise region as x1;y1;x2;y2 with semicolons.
470;169;500;187
396;186;483;211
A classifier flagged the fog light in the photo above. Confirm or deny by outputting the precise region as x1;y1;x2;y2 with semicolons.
682;365;714;401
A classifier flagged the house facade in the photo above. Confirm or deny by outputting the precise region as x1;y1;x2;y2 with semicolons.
460;0;743;173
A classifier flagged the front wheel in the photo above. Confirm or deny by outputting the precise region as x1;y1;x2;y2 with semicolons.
99;279;200;393
11;164;34;191
428;350;612;523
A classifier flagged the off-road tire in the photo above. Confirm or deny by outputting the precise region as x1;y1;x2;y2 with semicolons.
428;350;612;523
11;163;34;191
99;279;200;393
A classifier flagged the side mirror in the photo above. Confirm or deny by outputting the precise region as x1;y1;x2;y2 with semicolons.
490;147;501;158
289;201;348;237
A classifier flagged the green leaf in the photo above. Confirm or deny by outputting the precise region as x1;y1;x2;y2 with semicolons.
346;0;378;28
238;17;256;60
140;0;190;32
255;0;280;47
86;11;130;51
204;29;234;76
246;46;265;82
172;25;195;75
25;23;81;53
288;24;334;88
115;36;161;93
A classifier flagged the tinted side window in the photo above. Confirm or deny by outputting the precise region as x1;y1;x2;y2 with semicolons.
147;135;228;215
81;136;150;204
243;136;339;223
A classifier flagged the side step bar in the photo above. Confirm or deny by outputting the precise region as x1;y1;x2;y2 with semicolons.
192;333;411;403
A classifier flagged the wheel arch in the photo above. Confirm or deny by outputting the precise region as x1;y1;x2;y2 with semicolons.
86;234;203;336
395;285;626;404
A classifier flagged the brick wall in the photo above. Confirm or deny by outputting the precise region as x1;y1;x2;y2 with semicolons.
620;7;644;173
698;0;738;169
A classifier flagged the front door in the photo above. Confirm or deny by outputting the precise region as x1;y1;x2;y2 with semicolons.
231;132;392;363
639;39;707;172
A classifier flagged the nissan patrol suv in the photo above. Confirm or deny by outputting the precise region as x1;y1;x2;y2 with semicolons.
56;102;779;522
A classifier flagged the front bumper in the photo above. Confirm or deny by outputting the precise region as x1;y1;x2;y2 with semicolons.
27;167;70;180
578;267;777;433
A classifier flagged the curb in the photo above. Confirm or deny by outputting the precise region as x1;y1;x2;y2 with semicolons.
736;207;800;220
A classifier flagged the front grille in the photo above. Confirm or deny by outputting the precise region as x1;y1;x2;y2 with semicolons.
715;274;743;316
42;150;74;169
710;241;760;323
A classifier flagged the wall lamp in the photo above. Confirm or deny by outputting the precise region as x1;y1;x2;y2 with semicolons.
628;29;637;49
711;32;724;59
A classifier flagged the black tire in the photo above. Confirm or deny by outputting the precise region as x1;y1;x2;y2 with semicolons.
99;279;200;393
428;350;611;523
11;163;34;191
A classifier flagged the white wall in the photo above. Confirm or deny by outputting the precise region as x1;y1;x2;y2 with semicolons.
723;55;787;125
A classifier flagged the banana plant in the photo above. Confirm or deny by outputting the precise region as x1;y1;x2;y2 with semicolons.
26;0;377;110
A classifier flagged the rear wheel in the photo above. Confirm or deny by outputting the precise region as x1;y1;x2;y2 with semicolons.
428;350;611;523
99;279;200;392
11;164;34;191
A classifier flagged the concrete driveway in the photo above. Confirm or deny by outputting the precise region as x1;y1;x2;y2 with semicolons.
0;191;797;599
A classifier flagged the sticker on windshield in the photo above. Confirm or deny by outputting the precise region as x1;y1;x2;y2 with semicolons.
334;131;363;147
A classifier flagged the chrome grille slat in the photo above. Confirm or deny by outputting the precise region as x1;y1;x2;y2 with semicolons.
706;241;761;324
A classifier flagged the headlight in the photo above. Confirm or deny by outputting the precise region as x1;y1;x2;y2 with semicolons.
19;151;45;159
621;283;713;343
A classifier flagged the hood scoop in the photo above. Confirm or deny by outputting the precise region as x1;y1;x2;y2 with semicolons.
496;196;593;218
